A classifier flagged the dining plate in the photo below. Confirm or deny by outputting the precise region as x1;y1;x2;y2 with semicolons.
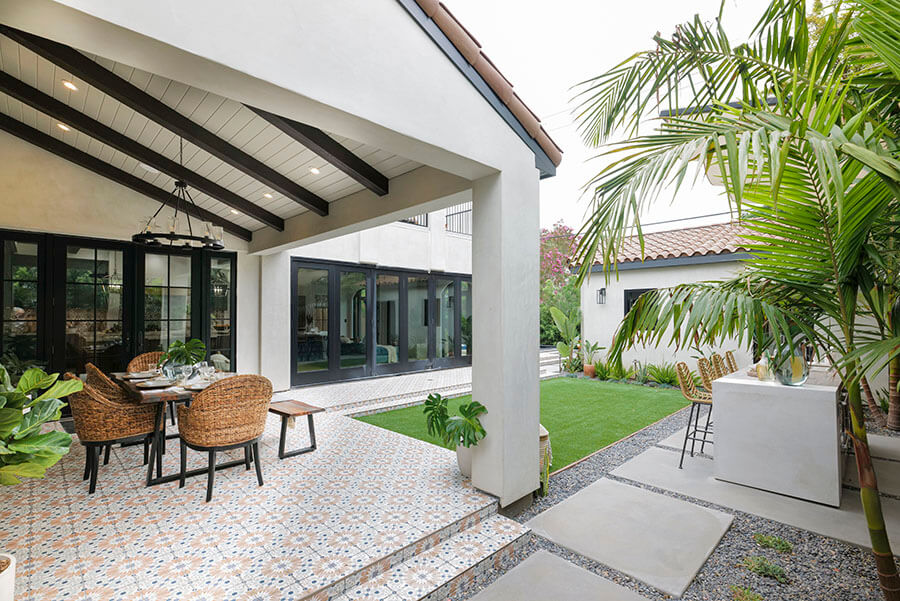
136;379;174;389
123;371;158;380
184;382;210;391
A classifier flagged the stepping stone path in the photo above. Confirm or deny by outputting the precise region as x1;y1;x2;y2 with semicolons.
469;550;648;601
526;478;732;597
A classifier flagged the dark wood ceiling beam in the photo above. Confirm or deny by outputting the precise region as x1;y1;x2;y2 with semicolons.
249;106;389;196
0;71;284;232
0;25;330;216
0;113;252;241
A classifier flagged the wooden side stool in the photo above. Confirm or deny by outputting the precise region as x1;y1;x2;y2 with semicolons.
268;400;324;459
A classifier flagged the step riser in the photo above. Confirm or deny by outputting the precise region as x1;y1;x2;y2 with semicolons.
303;503;499;600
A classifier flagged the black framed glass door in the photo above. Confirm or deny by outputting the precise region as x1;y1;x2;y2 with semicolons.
1;235;46;366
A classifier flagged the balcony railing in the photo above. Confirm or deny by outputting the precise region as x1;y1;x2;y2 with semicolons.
399;214;429;227
445;202;472;235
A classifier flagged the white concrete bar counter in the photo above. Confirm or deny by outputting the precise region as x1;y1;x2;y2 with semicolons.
712;366;843;507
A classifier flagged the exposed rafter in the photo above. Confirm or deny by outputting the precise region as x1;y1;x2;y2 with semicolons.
249;106;389;196
0;113;253;241
0;25;330;216
0;71;285;232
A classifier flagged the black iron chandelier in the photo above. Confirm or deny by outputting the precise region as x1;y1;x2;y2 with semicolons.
132;138;225;250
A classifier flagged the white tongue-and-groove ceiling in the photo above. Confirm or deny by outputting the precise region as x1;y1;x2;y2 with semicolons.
0;33;422;232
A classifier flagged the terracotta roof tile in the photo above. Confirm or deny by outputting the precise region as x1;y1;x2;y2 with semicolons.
414;0;563;167
597;222;751;265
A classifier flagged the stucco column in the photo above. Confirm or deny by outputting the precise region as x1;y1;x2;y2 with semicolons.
259;251;291;391
470;167;540;507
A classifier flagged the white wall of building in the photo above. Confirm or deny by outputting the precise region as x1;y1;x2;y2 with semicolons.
581;259;754;369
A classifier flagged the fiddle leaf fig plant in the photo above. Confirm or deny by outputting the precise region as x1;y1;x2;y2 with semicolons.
423;393;488;450
0;364;82;485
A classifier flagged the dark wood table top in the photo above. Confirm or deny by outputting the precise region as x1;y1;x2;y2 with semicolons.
269;400;324;417
111;372;195;404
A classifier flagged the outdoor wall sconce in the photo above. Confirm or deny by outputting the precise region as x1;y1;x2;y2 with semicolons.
596;288;606;304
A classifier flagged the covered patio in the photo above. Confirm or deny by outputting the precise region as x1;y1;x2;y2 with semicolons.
0;0;561;598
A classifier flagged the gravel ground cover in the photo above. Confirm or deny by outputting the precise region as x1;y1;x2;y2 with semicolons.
461;405;884;601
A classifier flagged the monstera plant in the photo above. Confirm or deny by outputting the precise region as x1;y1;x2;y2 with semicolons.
0;364;83;485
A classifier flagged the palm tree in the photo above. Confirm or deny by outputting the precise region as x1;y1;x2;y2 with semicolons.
572;0;900;597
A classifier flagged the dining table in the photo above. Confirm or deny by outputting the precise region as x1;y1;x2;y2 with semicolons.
111;372;248;487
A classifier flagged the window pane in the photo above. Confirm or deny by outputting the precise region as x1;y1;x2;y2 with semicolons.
210;257;232;351
5;241;38;281
375;275;400;365
145;253;168;286
143;320;167;352
461;281;472;357
144;286;166;321
436;279;455;358
5;281;37;320
340;271;367;368
170;255;191;287
65;321;94;373
296;268;329;373
96;249;124;285
210;349;232;372
3;321;37;359
94;321;125;368
169;320;190;343
66;246;95;283
169;288;191;321
97;285;123;321
407;276;429;361
66;283;94;320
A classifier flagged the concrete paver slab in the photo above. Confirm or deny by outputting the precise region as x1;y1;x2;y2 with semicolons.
526;479;732;597
469;550;649;601
612;446;900;549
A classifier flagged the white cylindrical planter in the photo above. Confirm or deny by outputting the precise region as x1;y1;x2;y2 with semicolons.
0;553;15;601
456;445;473;477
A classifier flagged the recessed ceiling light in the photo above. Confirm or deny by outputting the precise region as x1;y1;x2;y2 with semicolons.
62;80;78;91
263;193;273;199
309;167;321;175
56;123;71;132
230;209;240;215
139;162;160;174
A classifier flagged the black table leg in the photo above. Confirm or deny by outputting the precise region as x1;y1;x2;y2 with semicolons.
277;414;318;459
145;402;165;486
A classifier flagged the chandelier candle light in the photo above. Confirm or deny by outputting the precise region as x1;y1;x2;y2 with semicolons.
132;138;225;250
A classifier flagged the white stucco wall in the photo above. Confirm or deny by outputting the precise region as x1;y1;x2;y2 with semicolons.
581;259;754;369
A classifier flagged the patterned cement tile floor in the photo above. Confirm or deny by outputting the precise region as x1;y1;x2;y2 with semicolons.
2;412;498;601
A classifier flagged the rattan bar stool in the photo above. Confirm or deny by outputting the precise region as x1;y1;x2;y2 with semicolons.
177;375;272;502
725;350;739;373
675;362;713;469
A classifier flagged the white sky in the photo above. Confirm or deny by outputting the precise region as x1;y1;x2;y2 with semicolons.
445;0;769;232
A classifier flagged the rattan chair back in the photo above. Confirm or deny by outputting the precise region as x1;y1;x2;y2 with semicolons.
127;351;165;373
697;357;716;392
177;374;272;448
676;362;712;403
711;353;728;378
85;363;128;402
64;374;159;442
724;350;739;373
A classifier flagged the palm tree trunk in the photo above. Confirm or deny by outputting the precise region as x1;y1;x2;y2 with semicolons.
848;381;900;600
887;356;900;431
864;376;889;428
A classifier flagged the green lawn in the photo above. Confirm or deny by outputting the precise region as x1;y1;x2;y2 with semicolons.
355;377;689;472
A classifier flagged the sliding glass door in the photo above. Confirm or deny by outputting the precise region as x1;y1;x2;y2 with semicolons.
291;258;471;386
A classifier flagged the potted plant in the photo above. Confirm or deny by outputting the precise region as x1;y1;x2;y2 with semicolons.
0;363;83;597
159;338;207;378
581;340;603;377
423;393;487;477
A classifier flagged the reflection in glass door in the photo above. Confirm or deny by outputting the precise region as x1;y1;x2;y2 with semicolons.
295;267;330;374
375;275;400;369
2;240;41;363
142;253;191;351
407;276;430;363
435;278;455;359
339;271;368;369
461;281;472;357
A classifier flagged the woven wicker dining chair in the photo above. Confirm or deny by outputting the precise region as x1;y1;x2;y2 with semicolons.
85;363;131;466
127;351;165;373
676;362;713;469
177;375;273;502
711;353;728;379
64;374;160;494
725;350;739;373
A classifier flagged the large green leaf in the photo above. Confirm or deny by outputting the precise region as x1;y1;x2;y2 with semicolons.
0;461;47;485
0;407;23;439
30;377;83;405
0;364;12;393
0;391;28;410
15;368;58;395
12;398;65;440
6;430;71;456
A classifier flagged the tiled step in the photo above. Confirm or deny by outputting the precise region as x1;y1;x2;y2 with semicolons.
300;503;500;600
324;383;474;413
334;514;530;601
345;386;474;417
